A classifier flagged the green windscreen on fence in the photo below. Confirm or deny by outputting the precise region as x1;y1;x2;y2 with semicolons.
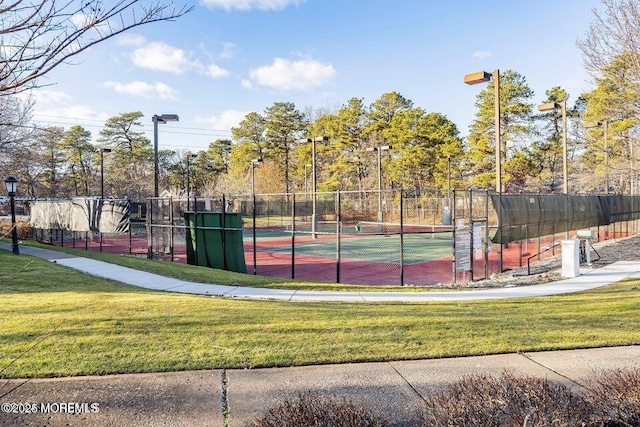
490;194;640;244
184;212;247;273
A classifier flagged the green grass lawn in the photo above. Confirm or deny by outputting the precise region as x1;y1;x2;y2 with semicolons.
16;240;438;292
1;250;639;379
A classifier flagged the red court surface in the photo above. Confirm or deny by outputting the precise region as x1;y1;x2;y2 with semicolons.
41;226;630;287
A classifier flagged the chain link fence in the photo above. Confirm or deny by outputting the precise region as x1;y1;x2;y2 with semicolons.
7;191;639;287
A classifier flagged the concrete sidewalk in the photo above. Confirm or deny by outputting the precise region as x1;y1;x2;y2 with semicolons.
3;242;640;302
2;244;640;425
2;346;639;426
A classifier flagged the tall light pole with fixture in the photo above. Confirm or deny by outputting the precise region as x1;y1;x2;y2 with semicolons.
304;163;312;200
538;100;568;194
186;153;197;211
366;145;392;224
584;119;618;194
4;176;19;255
464;70;501;192
152;114;179;197
299;136;329;239
100;148;111;199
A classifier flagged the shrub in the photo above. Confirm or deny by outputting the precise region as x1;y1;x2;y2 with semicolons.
413;372;593;427
584;367;640;427
245;392;386;427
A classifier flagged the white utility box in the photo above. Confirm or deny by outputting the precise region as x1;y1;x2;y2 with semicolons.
561;239;580;278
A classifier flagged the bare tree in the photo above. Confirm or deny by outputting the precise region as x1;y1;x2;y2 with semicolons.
0;0;192;95
0;94;35;152
577;0;640;80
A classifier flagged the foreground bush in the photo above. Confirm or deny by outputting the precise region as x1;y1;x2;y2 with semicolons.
246;392;386;427
414;372;592;427
248;368;640;426
585;367;640;426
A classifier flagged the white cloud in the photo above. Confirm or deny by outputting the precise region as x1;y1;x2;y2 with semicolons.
472;50;492;59
195;110;249;132
247;58;335;91
205;64;230;78
28;89;73;104
241;79;254;89
130;42;201;74
104;81;179;100
201;0;305;11
117;34;146;47
220;42;237;59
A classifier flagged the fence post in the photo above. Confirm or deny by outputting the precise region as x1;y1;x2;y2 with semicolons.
400;189;405;286
291;193;295;279
336;190;341;283
222;194;227;271
99;232;103;252
498;193;503;273
252;193;257;275
452;189;456;285
469;188;473;282
484;189;489;280
169;197;174;262
147;199;153;259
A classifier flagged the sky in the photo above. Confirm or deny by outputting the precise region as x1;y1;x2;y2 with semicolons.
26;0;604;153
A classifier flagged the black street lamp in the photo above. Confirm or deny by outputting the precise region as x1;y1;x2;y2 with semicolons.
4;176;19;255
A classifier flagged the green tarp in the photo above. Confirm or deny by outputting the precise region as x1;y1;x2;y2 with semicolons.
184;212;247;273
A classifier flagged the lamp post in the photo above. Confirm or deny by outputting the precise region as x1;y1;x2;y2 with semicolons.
185;153;197;211
584;120;612;194
447;155;452;198
304;163;312;200
299;136;329;238
152;114;179;197
250;158;262;196
366;145;392;224
464;70;501;192
538;100;568;194
100;148;111;199
4;176;19;255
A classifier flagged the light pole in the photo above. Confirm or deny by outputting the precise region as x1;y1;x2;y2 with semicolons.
366;145;392;224
4;176;19;255
464;70;501;192
538;100;568;194
299;136;329;238
584;120;613;194
304;163;312;200
251;158;262;196
152;114;179;197
186;153;197;211
447;155;452;198
100;148;111;199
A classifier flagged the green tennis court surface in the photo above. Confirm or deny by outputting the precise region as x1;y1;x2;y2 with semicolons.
254;233;453;264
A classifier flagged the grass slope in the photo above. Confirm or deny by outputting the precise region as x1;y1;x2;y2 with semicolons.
1;250;639;378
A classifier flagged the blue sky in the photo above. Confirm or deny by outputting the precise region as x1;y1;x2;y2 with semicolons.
27;0;602;152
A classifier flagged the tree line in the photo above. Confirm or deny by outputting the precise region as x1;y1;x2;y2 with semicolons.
1;0;639;200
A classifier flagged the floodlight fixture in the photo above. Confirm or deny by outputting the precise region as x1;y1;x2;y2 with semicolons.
464;69;501;193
